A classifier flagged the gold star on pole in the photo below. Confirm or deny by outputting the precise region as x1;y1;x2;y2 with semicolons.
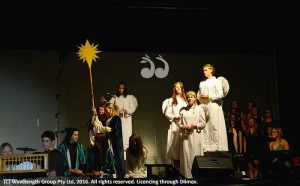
76;39;101;108
77;39;101;69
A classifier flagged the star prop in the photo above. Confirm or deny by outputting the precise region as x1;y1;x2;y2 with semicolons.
77;39;101;69
77;39;101;107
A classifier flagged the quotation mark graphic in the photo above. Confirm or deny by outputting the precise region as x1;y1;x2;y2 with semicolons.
140;54;169;78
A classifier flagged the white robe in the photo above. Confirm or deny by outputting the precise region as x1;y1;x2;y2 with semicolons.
179;105;206;178
110;95;138;150
197;76;228;152
164;97;187;160
124;147;147;178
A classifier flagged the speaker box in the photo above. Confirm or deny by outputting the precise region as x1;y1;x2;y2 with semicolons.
192;152;234;179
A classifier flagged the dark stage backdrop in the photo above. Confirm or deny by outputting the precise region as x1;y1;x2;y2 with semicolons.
0;50;59;154
0;50;276;163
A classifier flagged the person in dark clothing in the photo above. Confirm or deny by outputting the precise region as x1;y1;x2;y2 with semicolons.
243;118;265;180
57;127;86;177
92;133;115;178
104;102;125;178
226;119;239;171
41;130;66;177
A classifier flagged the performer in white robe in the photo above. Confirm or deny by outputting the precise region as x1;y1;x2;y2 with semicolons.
109;81;138;153
197;64;228;152
124;134;148;178
179;91;206;178
164;81;187;170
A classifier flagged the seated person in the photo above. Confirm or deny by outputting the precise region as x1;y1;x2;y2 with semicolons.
125;133;148;178
41;130;66;177
0;142;14;156
0;142;40;171
15;161;35;170
92;133;115;178
269;127;292;178
269;127;290;151
1;142;15;171
57;127;86;177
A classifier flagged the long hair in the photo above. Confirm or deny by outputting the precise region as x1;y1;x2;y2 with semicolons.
171;81;187;105
229;99;242;117
244;118;258;136
273;127;283;139
264;107;274;120
247;100;256;113
0;142;13;155
116;81;128;98
63;127;78;144
96;101;107;122
129;133;147;159
242;111;254;132
104;102;119;118
94;133;109;166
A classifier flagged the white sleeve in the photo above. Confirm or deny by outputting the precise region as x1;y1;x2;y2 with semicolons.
164;98;174;122
89;130;95;146
197;82;202;102
209;79;223;101
196;106;206;130
162;98;169;115
109;97;116;104
93;118;111;133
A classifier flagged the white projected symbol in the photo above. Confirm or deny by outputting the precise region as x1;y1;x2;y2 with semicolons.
140;54;169;78
140;54;155;78
155;55;169;78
